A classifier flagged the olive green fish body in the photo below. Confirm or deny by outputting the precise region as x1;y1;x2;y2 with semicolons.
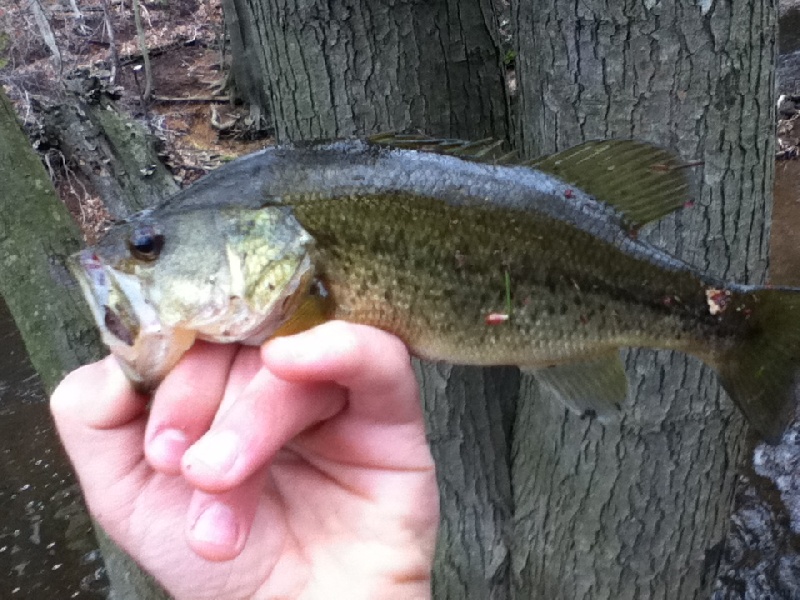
287;192;742;367
71;138;800;440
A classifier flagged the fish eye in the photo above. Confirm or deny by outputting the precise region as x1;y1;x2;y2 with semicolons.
127;225;164;262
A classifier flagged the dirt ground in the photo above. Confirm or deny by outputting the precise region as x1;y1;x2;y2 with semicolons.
770;159;800;286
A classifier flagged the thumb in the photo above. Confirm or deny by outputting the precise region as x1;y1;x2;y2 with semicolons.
50;357;150;513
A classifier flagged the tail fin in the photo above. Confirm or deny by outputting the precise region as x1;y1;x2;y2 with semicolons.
714;287;800;442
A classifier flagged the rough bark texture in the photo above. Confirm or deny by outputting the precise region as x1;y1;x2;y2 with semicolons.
44;75;178;217
414;363;519;599
221;0;272;126
223;1;515;596
225;0;510;143
512;1;775;598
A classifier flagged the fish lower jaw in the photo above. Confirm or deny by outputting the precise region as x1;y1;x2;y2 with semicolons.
188;304;286;345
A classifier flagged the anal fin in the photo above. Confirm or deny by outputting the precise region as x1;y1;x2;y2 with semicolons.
526;351;629;421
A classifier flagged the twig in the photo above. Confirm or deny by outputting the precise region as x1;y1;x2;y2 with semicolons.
100;0;119;84
66;0;88;36
118;38;204;66
131;0;152;102
152;95;227;103
28;0;62;74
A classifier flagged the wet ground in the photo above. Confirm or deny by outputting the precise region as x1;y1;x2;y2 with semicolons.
778;8;800;96
0;297;109;598
780;8;800;54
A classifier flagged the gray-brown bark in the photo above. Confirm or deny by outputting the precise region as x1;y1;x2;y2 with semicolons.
225;0;510;144
44;74;178;218
221;0;272;126
512;1;775;597
0;90;100;393
223;1;515;597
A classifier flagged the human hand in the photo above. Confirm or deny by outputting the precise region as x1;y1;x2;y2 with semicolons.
51;322;439;600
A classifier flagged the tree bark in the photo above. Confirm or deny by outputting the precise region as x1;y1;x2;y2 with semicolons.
0;91;100;392
224;1;515;597
512;1;775;598
45;74;178;218
225;0;510;144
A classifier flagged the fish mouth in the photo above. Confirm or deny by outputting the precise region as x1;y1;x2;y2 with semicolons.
69;251;144;348
68;250;196;391
102;304;136;346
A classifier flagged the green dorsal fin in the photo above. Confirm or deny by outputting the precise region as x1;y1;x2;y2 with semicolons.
529;140;697;229
525;351;629;421
369;132;515;163
369;135;698;229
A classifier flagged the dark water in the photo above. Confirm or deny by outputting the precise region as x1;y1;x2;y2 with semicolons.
780;9;800;55
0;296;109;598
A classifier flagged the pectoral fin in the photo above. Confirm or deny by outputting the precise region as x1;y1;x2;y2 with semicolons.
271;279;335;338
526;352;628;421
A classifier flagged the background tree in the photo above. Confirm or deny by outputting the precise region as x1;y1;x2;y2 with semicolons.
512;0;775;598
226;0;777;597
0;88;173;599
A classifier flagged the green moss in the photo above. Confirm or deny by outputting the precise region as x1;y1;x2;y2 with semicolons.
0;32;9;69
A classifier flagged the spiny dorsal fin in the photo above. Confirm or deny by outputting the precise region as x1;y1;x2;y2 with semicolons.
529;140;698;229
369;132;514;163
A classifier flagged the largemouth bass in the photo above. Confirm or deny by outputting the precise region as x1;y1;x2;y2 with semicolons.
69;136;800;440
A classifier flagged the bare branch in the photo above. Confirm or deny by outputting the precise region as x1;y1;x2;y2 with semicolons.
27;0;62;73
131;0;152;102
100;0;119;83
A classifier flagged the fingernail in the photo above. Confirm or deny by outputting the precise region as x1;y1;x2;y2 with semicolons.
148;429;189;468
266;335;318;363
191;502;239;548
186;430;240;475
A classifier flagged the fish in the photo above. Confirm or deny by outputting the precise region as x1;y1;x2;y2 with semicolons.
69;136;800;441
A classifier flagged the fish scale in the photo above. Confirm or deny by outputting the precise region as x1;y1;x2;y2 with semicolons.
288;192;719;364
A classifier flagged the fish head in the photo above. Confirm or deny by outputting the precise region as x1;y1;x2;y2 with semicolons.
69;205;316;390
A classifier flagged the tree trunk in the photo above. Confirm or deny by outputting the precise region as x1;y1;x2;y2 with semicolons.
0;91;100;393
224;1;515;597
224;0;510;144
512;1;775;598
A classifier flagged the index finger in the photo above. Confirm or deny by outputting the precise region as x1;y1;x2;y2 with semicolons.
262;321;421;425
